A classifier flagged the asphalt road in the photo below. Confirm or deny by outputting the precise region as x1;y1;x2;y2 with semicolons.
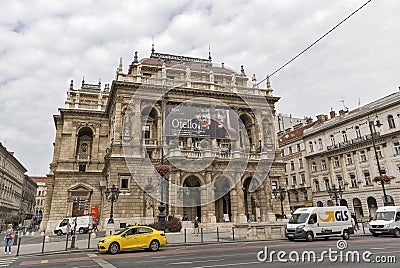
4;235;400;268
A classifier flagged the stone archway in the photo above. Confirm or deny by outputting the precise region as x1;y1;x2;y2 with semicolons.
367;197;378;218
243;177;260;222
353;198;364;220
340;199;348;207
183;176;202;221
214;177;232;222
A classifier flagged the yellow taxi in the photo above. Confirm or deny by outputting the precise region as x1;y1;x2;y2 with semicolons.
97;225;167;254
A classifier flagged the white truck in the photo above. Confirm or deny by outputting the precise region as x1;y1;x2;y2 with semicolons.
54;215;93;236
369;206;400;237
285;206;354;242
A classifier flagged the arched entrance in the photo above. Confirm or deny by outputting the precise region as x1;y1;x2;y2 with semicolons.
327;200;334;206
183;176;202;221
353;198;364;220
367;197;378;218
340;199;348;207
243;177;260;222
317;201;323;207
214;177;232;222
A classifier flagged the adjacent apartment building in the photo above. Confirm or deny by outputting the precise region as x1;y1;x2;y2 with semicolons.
279;91;400;221
0;142;28;226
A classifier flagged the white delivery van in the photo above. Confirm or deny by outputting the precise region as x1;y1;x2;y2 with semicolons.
54;215;93;236
369;206;400;237
286;206;354;242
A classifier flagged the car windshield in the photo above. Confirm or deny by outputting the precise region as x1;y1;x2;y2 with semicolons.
289;213;309;224
376;211;395;221
115;228;129;235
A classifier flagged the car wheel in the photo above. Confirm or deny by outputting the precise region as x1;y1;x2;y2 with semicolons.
372;233;380;237
79;228;85;234
305;232;314;242
108;242;120;254
342;230;350;240
394;229;400;238
149;240;160;251
288;237;295;241
57;230;63;236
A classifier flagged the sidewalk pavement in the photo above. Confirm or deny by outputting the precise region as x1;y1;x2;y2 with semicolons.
5;229;372;257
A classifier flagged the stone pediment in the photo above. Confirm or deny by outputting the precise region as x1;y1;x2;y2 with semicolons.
68;183;93;193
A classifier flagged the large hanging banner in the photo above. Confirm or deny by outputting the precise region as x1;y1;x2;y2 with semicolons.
165;105;238;140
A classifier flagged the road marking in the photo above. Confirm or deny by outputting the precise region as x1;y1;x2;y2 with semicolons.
41;260;49;263
91;258;117;268
194;261;261;268
170;259;225;265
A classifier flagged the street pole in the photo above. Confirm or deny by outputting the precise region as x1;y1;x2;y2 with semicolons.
368;120;388;205
158;82;167;231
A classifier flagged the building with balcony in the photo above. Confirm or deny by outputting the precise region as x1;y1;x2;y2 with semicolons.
278;120;315;212
42;48;287;231
0;142;27;226
279;91;400;221
31;177;48;224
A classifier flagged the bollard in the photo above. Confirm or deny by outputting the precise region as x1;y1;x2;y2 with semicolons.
217;227;219;242
184;229;187;243
65;234;69;251
41;235;46;253
201;228;203;243
232;226;235;241
88;232;91;249
16;237;22;256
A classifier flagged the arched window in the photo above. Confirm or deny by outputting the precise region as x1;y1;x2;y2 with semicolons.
309;141;314;152
388;115;396;129
355;126;362;139
76;127;93;161
318;138;323;150
330;135;335;146
342;131;348;143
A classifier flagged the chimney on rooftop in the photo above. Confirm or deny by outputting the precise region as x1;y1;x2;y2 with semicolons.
330;110;336;119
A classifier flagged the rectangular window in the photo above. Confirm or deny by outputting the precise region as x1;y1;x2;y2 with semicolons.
311;162;317;172
333;157;340;168
288;146;293;154
315;181;320;192
295;192;299;202
324;178;330;190
290;161;295;171
121;177;130;190
346;154;353;165
364;172;372;186
360;150;367;162
337;176;344;188
321;159;327;170
271;181;277;190
304;192;308;201
299;158;304;169
300;174;306;185
394;142;400;155
296;144;301;152
292;175;297;186
350;174;357;188
376;146;383;159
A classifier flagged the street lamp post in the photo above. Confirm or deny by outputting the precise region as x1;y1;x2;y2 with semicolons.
368;116;389;206
158;83;169;231
327;184;343;206
105;184;120;224
272;186;286;219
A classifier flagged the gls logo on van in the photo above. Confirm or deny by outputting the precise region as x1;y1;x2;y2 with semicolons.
318;210;349;222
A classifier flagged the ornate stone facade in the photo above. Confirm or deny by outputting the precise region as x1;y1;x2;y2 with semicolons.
43;50;287;232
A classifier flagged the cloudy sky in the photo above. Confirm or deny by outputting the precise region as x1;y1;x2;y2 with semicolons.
0;0;399;176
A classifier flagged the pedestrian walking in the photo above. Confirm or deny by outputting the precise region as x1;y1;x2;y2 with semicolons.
93;219;99;232
4;224;14;254
194;217;200;235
